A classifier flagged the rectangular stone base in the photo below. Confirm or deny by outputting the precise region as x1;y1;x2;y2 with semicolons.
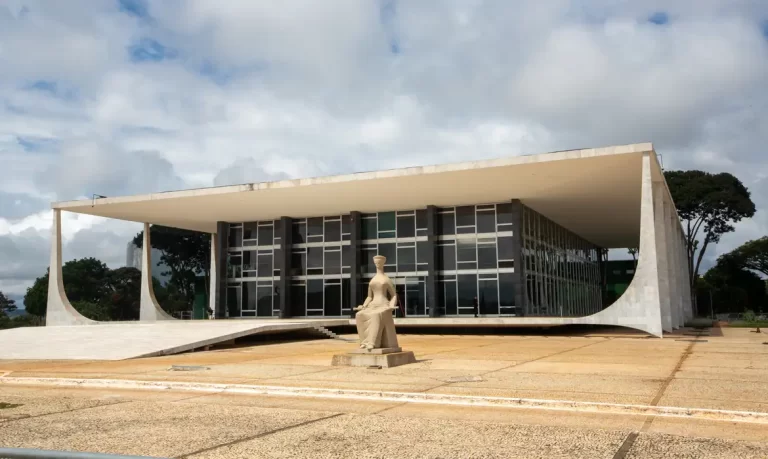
349;347;402;355
331;350;416;368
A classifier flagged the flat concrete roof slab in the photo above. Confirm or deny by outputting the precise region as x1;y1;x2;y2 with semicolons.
52;143;662;248
0;320;349;360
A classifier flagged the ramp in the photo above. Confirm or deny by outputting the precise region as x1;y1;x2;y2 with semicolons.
0;319;350;360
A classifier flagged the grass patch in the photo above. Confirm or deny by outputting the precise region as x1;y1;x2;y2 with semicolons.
728;321;768;328
0;402;22;409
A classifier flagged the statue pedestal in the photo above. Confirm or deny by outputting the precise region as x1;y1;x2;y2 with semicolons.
331;347;416;368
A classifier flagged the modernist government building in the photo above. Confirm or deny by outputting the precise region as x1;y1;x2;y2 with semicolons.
45;143;693;337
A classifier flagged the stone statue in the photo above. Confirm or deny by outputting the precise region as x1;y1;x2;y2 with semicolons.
353;255;399;350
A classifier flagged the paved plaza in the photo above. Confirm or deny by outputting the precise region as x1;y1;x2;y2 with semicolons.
1;326;767;458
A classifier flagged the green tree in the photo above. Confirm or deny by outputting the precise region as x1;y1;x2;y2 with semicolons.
71;301;111;321
133;225;210;310
703;255;767;314
729;236;768;277
664;170;756;289
0;290;17;316
22;270;48;317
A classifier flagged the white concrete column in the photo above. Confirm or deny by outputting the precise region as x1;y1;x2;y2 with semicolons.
665;205;680;329
208;232;218;319
140;223;175;321
681;230;694;323
45;209;96;326
576;152;664;337
654;183;672;333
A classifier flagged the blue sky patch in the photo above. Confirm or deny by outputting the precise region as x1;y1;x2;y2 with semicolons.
128;38;178;62
118;0;149;19
378;0;400;54
648;11;669;25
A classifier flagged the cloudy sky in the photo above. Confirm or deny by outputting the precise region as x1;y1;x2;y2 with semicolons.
1;0;767;306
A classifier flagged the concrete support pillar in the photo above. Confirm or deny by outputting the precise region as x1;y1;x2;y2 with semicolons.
215;222;229;318
680;229;694;323
140;223;175;321
278;217;292;319
349;211;362;318
580;152;663;337
45;209;96;326
654;182;672;333
510;200;527;316
426;205;440;317
670;218;684;329
208;232;218;319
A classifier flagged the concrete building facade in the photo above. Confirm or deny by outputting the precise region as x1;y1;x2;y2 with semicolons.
44;143;693;337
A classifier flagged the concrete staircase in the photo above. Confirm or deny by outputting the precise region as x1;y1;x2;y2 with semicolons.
312;326;356;343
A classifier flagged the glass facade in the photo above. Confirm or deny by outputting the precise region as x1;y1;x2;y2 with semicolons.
223;201;604;319
437;203;517;316
521;206;602;317
360;210;429;316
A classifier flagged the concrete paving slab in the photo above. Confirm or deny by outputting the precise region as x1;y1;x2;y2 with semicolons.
187;412;629;459
0;399;335;458
627;431;768;459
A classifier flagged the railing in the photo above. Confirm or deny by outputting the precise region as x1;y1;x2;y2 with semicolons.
0;448;167;459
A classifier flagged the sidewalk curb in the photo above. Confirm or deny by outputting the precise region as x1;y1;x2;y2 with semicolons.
2;376;768;424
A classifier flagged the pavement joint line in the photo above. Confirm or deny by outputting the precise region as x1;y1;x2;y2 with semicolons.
3;376;768;425
0;399;133;424
640;331;701;432
482;337;612;374
175;413;345;459
611;432;639;459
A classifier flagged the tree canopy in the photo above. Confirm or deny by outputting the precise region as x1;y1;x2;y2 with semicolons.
728;236;768;277
23;258;180;320
0;290;17;316
664;170;756;288
133;225;210;307
702;254;767;315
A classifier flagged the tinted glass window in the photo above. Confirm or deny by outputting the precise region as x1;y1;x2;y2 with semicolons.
397;215;415;238
498;236;514;261
457;238;476;262
324;220;341;242
479;279;498;314
378;212;396;232
478;244;497;269
227;286;241;316
439;243;455;271
292;222;306;244
456;206;475;227
291;251;305;276
244;282;257;310
397;246;416;272
324;249;341;275
442;281;457;315
229;227;242;247
497;203;513;225
362;217;377;240
416;209;427;229
257;225;273;246
257;286;272;316
290;285;305;316
307;247;323;269
243;222;258;240
257;254;272;277
379;243;396;266
307;280;323;310
439;212;455;235
324;284;341;316
458;274;477;312
307;217;323;237
499;273;515;306
417;241;430;265
477;210;495;233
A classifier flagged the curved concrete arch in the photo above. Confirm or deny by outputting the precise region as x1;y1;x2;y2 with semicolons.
45;209;97;326
140;223;176;321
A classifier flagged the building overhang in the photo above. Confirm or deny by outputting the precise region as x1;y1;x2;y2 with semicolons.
53;143;669;248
